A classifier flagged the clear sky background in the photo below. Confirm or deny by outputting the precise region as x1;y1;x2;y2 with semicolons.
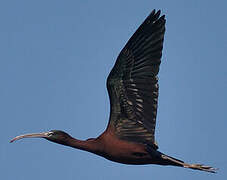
1;0;226;179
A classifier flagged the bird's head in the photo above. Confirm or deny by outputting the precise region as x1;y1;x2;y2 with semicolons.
10;130;72;145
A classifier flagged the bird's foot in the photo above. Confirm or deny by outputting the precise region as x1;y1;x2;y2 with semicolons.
184;163;217;173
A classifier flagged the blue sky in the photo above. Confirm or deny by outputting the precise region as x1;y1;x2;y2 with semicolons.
1;0;226;179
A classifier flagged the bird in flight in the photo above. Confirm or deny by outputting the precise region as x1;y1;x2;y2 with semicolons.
11;10;216;173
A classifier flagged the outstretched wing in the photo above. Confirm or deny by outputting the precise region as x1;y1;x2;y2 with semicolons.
107;10;166;149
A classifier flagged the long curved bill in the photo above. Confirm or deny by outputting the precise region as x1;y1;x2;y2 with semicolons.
10;132;49;143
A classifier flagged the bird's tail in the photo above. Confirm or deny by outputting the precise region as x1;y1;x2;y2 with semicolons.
159;152;217;173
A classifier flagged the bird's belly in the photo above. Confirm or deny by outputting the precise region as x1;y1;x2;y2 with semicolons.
103;141;155;165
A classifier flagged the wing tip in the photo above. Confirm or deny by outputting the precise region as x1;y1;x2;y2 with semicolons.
149;9;166;21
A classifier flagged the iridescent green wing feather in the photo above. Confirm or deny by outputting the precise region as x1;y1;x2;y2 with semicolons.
107;10;166;149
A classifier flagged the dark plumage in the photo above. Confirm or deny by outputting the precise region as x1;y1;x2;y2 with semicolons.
107;10;164;150
10;10;216;173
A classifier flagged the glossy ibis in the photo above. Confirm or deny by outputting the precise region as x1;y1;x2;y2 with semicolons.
10;10;216;173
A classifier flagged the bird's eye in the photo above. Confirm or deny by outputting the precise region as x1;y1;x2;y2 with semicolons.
47;132;54;137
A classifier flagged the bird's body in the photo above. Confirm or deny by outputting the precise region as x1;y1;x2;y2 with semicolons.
71;127;155;165
10;10;216;173
39;127;178;166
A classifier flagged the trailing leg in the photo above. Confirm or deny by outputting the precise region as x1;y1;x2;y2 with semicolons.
160;153;217;173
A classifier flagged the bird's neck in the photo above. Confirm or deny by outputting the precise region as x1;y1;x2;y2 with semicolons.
65;137;102;154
